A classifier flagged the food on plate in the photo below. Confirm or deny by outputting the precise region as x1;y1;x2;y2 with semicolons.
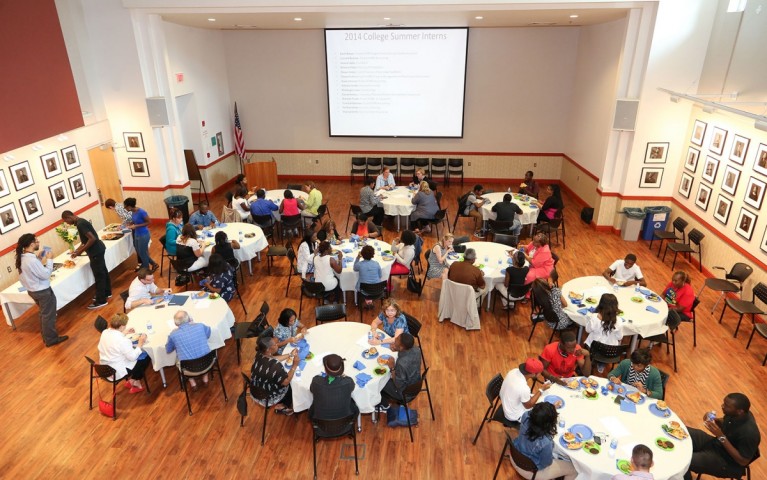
617;460;631;475
607;383;614;391
105;223;122;232
669;420;680;428
554;400;563;408
566;441;583;450
656;400;669;410
584;441;600;454
569;292;584;301
367;347;378;356
63;260;76;268
209;293;220;299
585;297;598;304
617;309;625;316
615;280;625;286
579;377;590;386
630;296;644;303
285;356;294;366
662;423;688;439
567;380;580;389
588;379;599;387
584;387;598;398
101;233;122;240
377;356;389;365
626;392;642;403
562;432;576;443
373;367;387;375
656;438;674;449
646;293;661;302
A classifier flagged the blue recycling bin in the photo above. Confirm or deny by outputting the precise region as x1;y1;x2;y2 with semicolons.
641;206;671;240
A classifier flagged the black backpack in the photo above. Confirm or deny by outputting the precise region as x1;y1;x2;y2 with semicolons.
457;191;472;214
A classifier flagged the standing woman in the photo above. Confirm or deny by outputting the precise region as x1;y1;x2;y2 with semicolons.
15;234;67;347
124;197;158;272
535;184;564;224
165;208;184;257
522;233;555;284
426;233;454;279
410;181;440;233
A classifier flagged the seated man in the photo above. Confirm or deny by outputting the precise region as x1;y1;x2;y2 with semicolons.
603;253;647;287
188;201;218;230
359;178;385;226
125;268;170;310
248;189;278;225
300;180;323;227
613;444;655;480
500;358;551;423
540;331;592;384
375;166;396;191
519;170;540;198
684;393;760;480
491;194;523;236
309;353;359;419
447;248;487;305
104;198;133;224
464;184;486;238
379;333;422;409
165;310;212;389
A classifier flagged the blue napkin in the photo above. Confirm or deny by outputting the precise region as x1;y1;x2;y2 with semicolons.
620;399;637;413
355;372;373;388
218;223;227;228
342;248;353;254
298;360;306;370
298;347;310;360
18;286;27;292
639;288;652;296
350;234;360;242
353;360;366;371
646;305;659;314
577;308;590;315
529;204;539;209
294;339;309;349
507;258;514;264
589;307;596;313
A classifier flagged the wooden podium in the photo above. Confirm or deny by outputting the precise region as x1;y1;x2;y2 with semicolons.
244;160;278;191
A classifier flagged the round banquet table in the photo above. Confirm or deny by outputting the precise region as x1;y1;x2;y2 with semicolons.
333;238;395;302
263;189;307;221
283;322;398;414
377;186;417;231
561;276;669;351
446;241;520;310
540;376;691;480
480;191;539;225
126;291;236;386
198;222;268;274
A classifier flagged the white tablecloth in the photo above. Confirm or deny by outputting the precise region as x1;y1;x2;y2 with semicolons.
284;322;397;414
480;192;539;225
378;186;416;230
542;376;691;480
334;239;395;293
446;241;518;309
198;222;268;264
561;277;669;343
263;189;307;221
126;291;235;371
1;229;135;326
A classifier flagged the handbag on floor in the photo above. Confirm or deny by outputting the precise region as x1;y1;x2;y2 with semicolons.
96;379;115;418
407;270;423;295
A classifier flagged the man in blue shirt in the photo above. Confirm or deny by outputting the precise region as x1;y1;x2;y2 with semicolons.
188;201;218;230
166;310;211;389
249;189;279;224
375;167;396;191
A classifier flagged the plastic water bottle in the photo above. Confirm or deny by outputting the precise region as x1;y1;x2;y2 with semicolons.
706;410;717;422
239;231;244;242
507;186;511;193
368;331;373;342
609;438;618;458
164;291;171;303
146;319;154;335
635;284;640;293
558;419;565;430
613;284;619;293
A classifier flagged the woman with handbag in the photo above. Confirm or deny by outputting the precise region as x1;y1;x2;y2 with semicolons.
97;313;150;394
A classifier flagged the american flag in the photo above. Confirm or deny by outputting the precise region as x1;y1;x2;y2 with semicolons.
234;102;246;159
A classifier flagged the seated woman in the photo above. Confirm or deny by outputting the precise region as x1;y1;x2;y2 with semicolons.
310;241;343;299
522;233;555;285
297;231;318;277
663;270;694;321
176;223;208;272
165;208;184;256
354;245;382;306
389;230;417;286
584;293;622;347
232;186;251;222
608;348;664;400
273;308;306;355
368;298;409;347
495;250;530;309
211;231;240;264
279;189;303;217
250;336;299;415
511;402;577;480
426;233;454;279
534;184;564;224
410;181;439;233
350;213;380;239
531;270;572;331
201;254;235;302
98;313;150;394
318;219;341;244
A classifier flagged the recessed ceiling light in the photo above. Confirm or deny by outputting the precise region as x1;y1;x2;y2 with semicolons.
208;18;216;22
383;17;391;20
294;17;302;22
475;16;484;20
569;14;579;19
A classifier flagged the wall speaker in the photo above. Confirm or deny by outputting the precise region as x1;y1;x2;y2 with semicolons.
613;99;639;131
146;97;169;127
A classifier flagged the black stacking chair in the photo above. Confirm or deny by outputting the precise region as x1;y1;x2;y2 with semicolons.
493;283;532;331
350;157;366;184
346;204;363;232
638;307;685;372
240;373;274;445
389;367;434;443
430;158;447;184
589;341;630;371
694;449;760;480
358;281;387;321
299;280;328;320
492;233;519;248
177;350;227;416
663;228;704;272
365;157;382;183
493;430;537;480
382;157;398;179
719;282;767;338
447;158;464;186
399;157;416;184
700;263;753;313
86;355;151;420
650;217;688;257
472;373;520;445
315;304;347;325
159;234;176;287
311;414;359;479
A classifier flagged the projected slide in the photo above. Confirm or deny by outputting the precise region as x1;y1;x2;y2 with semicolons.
325;28;468;138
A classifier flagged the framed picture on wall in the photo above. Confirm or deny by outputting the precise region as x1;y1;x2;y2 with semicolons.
701;156;719;184
61;145;81;171
760;226;767;254
68;173;87;199
744;176;766;210
708;126;727;156
49;180;69;208
690;120;707;146
129;158;150;177
19;192;43;222
123;132;145;152
644;142;669;164
40;151;62;179
713;194;732;225
735;208;758;241
9;161;33;191
754;143;767;177
0;202;21;234
695;183;712;211
639;167;663;188
684;147;700;173
729;134;750;165
678;173;694;198
0;169;9;199
216;132;224;157
721;165;741;196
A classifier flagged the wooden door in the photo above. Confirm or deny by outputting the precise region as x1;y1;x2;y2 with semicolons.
87;144;123;222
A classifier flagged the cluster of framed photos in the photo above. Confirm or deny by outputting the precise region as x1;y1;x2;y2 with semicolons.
639;142;668;188
123;132;150;178
0;146;87;235
678;118;767;249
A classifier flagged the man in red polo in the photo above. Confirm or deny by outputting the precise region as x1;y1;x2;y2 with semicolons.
539;331;591;385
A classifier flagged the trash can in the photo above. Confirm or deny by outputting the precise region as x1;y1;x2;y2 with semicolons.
164;195;190;224
620;208;646;241
641;206;672;241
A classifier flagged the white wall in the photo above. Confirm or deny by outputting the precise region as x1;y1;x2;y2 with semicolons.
222;27;580;152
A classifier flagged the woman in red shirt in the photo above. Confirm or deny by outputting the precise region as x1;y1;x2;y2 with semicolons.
663;270;694;320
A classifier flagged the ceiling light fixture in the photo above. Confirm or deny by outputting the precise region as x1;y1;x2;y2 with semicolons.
383;17;390;20
475;16;484;20
660;87;767;130
570;14;579;19
208;18;216;22
294;17;302;22
3;155;15;162
32;144;44;151
57;134;68;141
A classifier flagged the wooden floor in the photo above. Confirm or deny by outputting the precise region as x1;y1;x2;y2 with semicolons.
1;179;765;479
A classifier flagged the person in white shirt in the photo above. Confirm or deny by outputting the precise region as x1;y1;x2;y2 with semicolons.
500;358;552;422
603;254;646;286
297;231;318;277
97;313;149;393
375;167;396;191
125;269;171;310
